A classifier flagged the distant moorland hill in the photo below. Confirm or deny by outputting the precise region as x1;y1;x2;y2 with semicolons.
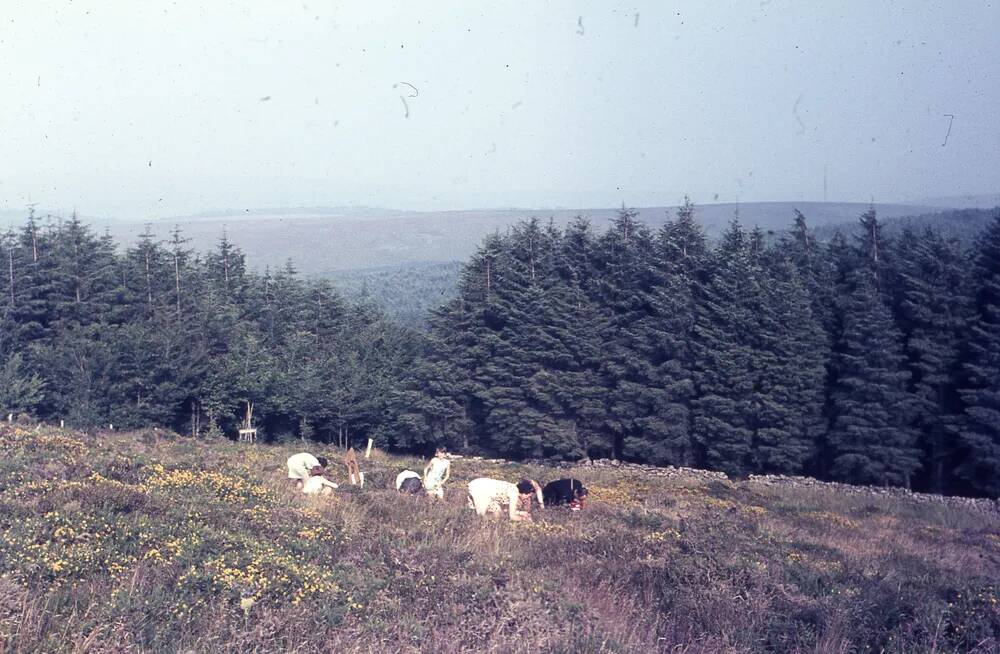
6;201;994;325
79;201;939;274
341;207;999;326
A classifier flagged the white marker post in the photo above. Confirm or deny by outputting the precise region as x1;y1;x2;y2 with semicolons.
365;438;374;459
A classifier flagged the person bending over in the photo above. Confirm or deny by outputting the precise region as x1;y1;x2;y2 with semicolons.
467;477;543;521
302;474;338;496
423;449;451;499
395;469;421;491
286;452;329;490
398;476;423;495
542;479;589;510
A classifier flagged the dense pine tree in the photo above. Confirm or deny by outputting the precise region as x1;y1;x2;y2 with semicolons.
377;343;471;451
592;206;664;461
956;213;1000;496
780;210;837;333
690;221;758;476
827;269;920;486
631;201;705;466
892;228;970;492
749;255;827;474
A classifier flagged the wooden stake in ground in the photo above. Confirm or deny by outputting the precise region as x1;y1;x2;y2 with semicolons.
345;447;362;486
365;438;374;459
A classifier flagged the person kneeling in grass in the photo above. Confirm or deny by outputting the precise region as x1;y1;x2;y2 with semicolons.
467;477;543;521
396;469;423;494
302;473;339;495
395;469;421;491
286;452;329;490
398;476;423;495
542;478;588;511
302;474;338;495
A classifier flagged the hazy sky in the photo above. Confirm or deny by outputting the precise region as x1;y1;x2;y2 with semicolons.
1;1;997;219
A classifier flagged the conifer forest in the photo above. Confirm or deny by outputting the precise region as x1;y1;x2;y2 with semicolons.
3;204;1000;498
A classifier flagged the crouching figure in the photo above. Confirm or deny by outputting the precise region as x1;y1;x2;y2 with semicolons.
467;477;543;521
301;474;338;496
286;452;329;490
396;469;423;495
542;478;588;510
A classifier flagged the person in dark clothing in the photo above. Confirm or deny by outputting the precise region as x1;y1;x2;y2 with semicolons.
399;476;423;494
542;479;588;510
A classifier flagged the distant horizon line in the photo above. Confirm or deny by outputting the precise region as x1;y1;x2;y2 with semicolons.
2;193;997;226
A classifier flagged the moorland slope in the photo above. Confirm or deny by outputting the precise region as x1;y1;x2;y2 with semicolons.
1;424;998;653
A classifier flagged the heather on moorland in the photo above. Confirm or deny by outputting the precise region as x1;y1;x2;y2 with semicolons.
1;424;997;653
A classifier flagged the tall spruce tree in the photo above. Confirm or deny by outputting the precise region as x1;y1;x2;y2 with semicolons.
781;209;837;333
690;220;758;476
428;233;506;450
827;269;919;486
592;206;663;461
555;218;611;457
634;200;705;466
957;213;1000;496
751;255;827;473
892;228;971;493
0;229;20;356
476;219;567;457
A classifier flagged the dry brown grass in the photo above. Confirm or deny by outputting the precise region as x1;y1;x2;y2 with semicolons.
1;425;998;653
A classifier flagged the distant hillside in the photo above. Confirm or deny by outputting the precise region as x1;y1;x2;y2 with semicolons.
816;207;999;245
0;209;106;230
10;201;960;325
10;200;979;327
326;261;462;327
917;194;1000;209
76;201;935;275
332;206;998;327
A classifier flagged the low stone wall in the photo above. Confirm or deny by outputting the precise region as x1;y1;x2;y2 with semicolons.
450;454;1000;514
746;472;1000;514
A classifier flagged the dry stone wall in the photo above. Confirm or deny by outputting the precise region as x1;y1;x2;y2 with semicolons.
449;454;1000;515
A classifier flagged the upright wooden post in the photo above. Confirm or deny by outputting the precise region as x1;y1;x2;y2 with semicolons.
345;447;362;486
365;438;373;459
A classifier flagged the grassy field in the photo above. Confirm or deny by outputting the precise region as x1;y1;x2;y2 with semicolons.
0;424;998;653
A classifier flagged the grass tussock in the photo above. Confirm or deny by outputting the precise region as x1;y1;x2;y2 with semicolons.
0;424;998;653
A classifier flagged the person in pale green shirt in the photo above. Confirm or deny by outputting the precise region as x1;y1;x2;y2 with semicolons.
286;452;329;489
423;449;451;499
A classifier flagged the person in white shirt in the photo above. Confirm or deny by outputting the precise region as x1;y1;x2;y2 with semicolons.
423;449;451;499
302;475;339;495
286;452;329;489
467;477;543;521
395;469;421;490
